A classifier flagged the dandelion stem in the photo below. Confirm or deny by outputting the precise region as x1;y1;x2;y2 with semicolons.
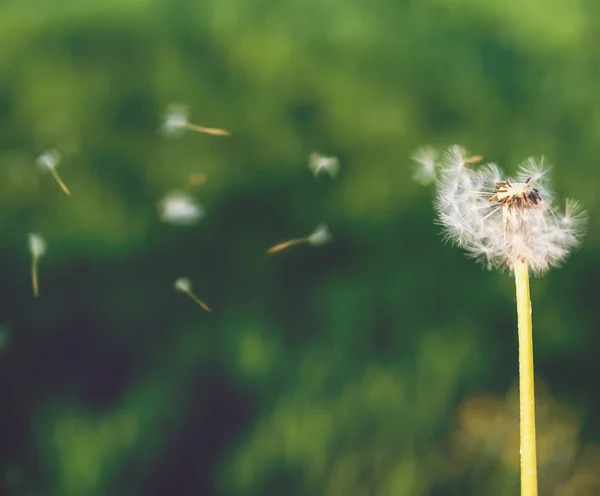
514;258;538;496
31;256;39;298
266;238;307;254
184;290;212;312
185;122;230;136
49;167;71;196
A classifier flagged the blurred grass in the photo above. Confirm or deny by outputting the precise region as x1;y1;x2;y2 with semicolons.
0;0;600;495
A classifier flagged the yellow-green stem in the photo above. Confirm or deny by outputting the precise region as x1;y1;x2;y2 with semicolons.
32;257;39;298
184;290;212;312
50;167;71;196
514;259;538;495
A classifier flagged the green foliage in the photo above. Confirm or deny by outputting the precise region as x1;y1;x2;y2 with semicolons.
0;0;599;494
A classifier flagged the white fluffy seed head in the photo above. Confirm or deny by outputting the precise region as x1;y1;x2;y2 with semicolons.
161;103;189;136
421;145;587;276
36;148;61;171
174;277;191;293
158;192;204;226
29;232;46;258
307;223;332;246
308;153;340;179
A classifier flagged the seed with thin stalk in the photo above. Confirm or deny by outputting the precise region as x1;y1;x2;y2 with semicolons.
28;233;46;298
414;145;587;496
158;191;204;226
36;148;71;196
308;153;340;179
174;277;211;312
267;223;332;254
160;103;230;137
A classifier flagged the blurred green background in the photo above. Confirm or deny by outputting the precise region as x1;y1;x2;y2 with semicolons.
1;0;600;495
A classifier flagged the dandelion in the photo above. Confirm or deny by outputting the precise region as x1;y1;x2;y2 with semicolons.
267;223;332;254
36;148;70;196
158;191;204;226
308;153;340;179
28;233;46;298
414;145;587;496
433;146;585;275
174;277;211;312
160;103;230;137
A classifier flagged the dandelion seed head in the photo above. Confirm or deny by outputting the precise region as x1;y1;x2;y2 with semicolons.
158;192;204;226
424;145;587;276
28;233;46;258
174;277;191;293
307;223;332;246
36;148;61;171
161;103;189;136
494;180;542;209
308;153;340;178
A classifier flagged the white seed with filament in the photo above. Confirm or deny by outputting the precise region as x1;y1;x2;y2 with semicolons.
36;148;71;196
29;233;46;298
174;277;211;312
308;153;340;179
160;103;230;137
158;192;204;226
267;223;332;254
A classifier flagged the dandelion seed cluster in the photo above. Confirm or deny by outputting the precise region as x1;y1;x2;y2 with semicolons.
24;103;336;303
413;145;587;275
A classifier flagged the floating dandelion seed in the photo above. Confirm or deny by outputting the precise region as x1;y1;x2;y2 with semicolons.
158;191;204;226
28;233;46;298
36;148;70;196
307;223;332;246
414;144;587;496
411;146;440;185
174;277;211;312
267;223;332;254
160;103;230;137
308;153;340;179
189;173;208;186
